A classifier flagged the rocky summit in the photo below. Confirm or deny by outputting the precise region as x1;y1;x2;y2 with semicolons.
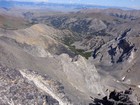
0;1;140;105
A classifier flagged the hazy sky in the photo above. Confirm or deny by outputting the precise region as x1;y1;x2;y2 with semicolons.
49;0;140;9
1;0;140;9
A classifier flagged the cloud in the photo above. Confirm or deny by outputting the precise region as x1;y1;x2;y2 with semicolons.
131;5;140;9
68;0;81;3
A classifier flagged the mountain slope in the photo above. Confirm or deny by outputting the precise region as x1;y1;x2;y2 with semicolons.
0;23;105;105
0;8;140;104
29;9;140;102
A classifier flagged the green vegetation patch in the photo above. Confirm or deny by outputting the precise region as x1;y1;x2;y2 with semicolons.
69;45;92;59
62;36;92;59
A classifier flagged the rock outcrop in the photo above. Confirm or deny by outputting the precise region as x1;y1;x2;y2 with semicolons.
20;69;73;105
90;89;137;105
0;65;62;105
59;54;104;96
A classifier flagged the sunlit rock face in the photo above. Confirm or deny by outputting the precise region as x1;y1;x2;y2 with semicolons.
59;54;104;96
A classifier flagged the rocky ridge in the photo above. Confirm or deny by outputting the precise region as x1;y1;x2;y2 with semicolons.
0;64;68;105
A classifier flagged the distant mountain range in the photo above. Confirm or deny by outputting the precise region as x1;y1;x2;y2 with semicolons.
0;1;133;11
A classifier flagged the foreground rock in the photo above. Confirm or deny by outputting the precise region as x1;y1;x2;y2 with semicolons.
0;64;72;105
90;89;138;105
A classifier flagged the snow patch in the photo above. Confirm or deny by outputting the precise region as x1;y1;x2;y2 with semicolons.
137;85;140;88
122;76;126;81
